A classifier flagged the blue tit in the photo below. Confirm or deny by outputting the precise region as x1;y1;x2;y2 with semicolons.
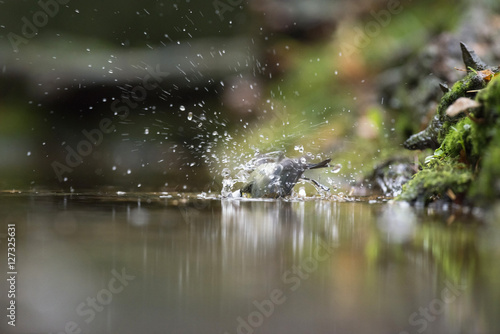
240;156;331;198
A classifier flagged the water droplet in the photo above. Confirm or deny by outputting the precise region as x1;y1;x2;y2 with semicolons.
294;145;304;153
144;128;149;135
179;105;185;111
126;169;131;175
27;151;31;156
187;111;193;120
331;164;342;173
221;168;231;178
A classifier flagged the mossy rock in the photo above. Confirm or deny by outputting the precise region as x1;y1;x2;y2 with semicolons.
468;76;500;201
403;43;494;151
398;162;473;203
399;70;500;205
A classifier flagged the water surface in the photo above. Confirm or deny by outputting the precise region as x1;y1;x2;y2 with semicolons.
0;192;498;334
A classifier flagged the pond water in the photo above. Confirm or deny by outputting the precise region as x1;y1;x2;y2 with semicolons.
1;192;499;334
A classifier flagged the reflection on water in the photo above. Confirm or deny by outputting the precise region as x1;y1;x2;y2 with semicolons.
0;193;499;334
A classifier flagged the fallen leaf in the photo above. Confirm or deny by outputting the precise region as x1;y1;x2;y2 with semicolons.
445;97;481;117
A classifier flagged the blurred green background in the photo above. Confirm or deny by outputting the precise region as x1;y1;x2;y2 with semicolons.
1;0;499;192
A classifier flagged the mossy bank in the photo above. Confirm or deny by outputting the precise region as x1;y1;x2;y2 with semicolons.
398;45;500;205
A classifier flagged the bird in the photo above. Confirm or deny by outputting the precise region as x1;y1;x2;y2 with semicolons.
239;154;331;198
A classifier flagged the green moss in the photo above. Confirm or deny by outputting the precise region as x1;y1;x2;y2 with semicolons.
470;132;500;200
439;73;485;116
404;72;487;150
399;74;500;204
398;160;473;203
398;112;477;203
468;76;500;201
441;117;483;163
476;73;500;120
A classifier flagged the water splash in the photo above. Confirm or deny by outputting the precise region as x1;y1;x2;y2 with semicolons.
331;164;342;173
219;151;342;200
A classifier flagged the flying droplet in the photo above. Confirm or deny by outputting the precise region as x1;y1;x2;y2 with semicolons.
179;105;185;111
187;111;193;120
331;164;342;173
294;145;304;153
221;168;231;178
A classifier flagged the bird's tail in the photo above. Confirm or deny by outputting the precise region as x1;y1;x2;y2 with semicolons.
307;158;331;169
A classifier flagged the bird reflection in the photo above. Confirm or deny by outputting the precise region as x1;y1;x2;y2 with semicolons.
220;199;340;259
221;200;298;248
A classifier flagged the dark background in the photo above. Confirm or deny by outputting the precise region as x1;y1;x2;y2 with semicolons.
1;0;497;192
